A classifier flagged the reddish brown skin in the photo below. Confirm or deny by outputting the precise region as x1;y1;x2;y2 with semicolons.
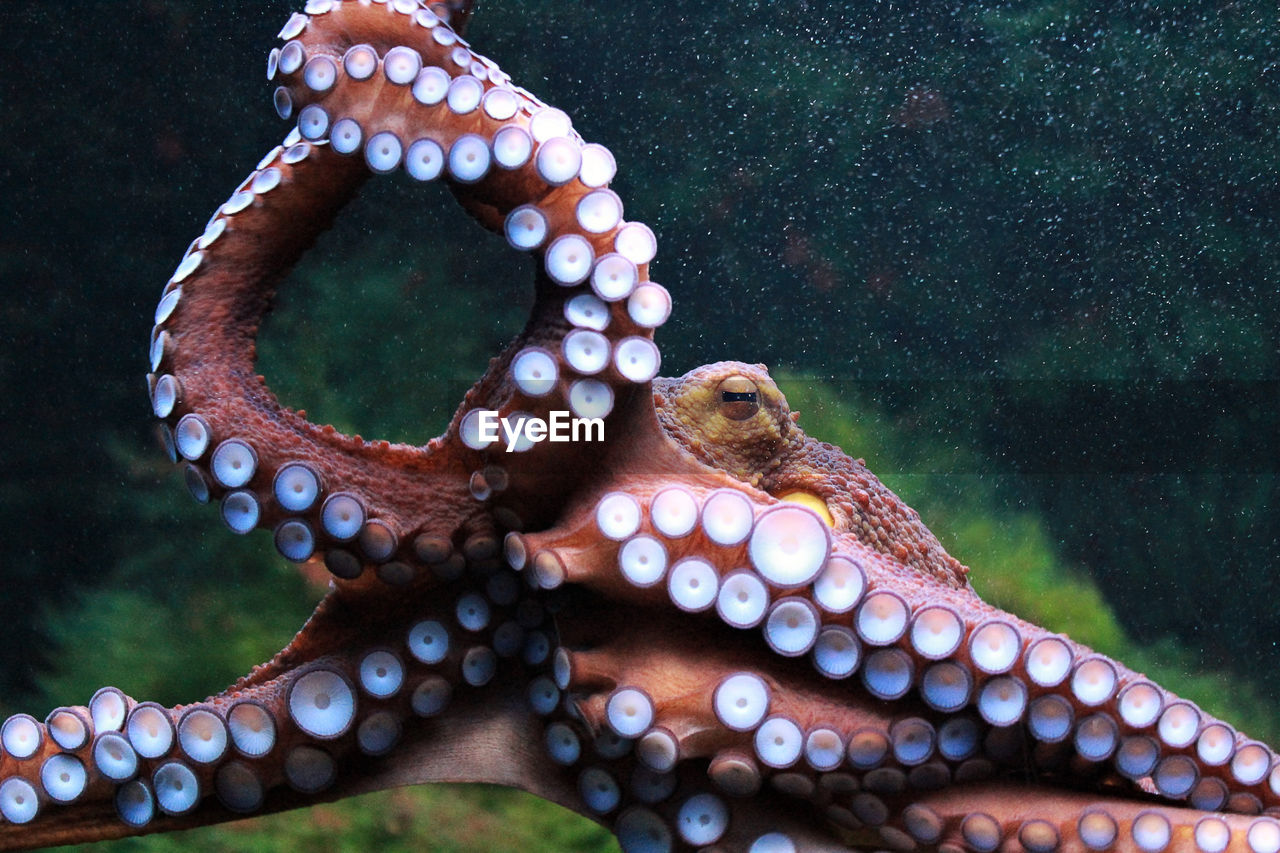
2;3;1277;852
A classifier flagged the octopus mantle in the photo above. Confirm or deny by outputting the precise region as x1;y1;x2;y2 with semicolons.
1;2;1278;851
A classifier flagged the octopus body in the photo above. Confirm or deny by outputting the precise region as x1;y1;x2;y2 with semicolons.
1;2;1278;851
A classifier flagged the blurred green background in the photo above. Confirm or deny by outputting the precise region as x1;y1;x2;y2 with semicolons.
1;0;1276;849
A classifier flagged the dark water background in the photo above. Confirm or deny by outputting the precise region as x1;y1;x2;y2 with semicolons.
0;0;1276;846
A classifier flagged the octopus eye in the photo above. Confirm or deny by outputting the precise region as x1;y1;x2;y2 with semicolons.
717;376;760;420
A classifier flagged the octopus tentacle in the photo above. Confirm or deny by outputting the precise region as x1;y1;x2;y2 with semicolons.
539;579;1280;850
0;569;569;849
878;783;1280;853
510;361;1280;847
269;0;669;496
527;618;861;850
149;0;669;594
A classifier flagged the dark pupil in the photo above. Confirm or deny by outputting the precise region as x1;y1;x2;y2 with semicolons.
721;391;758;404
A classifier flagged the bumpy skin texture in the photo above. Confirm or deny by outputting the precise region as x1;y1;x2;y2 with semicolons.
656;362;968;588
2;2;1278;852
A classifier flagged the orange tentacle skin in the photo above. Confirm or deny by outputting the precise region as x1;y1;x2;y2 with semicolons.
1;2;1276;852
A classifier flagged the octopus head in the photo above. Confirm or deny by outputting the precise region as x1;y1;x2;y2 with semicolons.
654;361;970;585
652;361;799;488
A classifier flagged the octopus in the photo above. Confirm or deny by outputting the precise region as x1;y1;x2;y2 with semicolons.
1;1;1277;851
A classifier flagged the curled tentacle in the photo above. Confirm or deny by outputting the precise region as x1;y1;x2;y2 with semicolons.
149;0;670;596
